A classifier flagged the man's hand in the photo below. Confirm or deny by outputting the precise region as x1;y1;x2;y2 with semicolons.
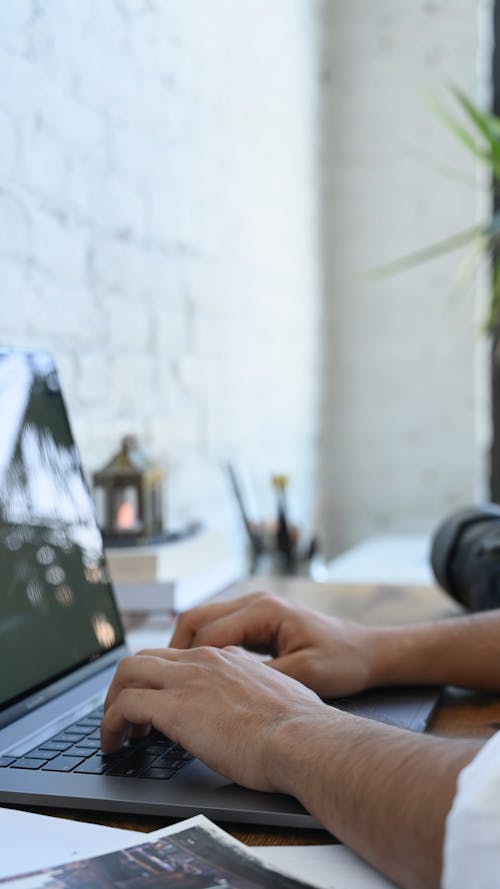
100;644;322;791
100;599;488;889
100;634;481;889
170;592;378;697
170;593;500;697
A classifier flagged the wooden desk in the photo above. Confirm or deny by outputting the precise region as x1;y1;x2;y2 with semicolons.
26;579;500;846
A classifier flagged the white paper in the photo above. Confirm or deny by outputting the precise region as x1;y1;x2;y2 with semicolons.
254;844;397;889
0;808;143;880
326;533;432;585
0;808;396;889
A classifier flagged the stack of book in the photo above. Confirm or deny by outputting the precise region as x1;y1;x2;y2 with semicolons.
105;527;241;613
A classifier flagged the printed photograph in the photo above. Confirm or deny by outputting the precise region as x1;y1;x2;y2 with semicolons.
0;823;313;889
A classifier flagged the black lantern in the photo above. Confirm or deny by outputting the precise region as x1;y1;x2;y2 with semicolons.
92;435;166;544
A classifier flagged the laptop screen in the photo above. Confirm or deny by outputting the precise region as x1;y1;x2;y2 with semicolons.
0;351;124;712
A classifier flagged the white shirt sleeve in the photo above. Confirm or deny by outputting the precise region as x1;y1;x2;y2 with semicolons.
443;730;500;889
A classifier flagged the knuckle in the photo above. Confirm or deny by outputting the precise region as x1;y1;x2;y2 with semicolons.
116;655;135;677
187;645;225;672
248;591;266;601
257;593;283;614
136;648;154;658
301;651;321;686
194;644;221;662
223;644;241;655
249;590;272;605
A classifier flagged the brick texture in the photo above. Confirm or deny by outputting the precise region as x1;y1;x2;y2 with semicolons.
0;0;321;560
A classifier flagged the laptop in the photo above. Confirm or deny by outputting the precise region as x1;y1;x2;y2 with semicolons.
0;349;441;828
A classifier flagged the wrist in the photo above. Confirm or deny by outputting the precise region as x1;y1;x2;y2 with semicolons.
263;704;344;798
367;624;442;688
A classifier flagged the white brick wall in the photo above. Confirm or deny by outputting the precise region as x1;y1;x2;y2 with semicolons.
0;0;321;559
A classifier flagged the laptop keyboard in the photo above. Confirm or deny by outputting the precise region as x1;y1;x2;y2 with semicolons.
0;705;193;780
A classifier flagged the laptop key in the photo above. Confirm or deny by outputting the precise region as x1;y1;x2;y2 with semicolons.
63;745;96;759
52;731;88;743
42;756;85;772
74;753;117;775
73;739;100;751
142;743;175;756
140;766;177;780
25;748;60;761
156;755;185;770
0;757;16;767
72;720;101;731
107;752;157;777
11;757;48;769
42;740;74;752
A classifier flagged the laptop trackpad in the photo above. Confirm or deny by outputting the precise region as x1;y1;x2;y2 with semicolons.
328;686;442;733
173;758;307;816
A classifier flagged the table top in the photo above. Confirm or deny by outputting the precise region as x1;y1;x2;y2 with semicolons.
24;577;500;846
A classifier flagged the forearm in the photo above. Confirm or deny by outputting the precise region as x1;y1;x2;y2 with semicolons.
269;707;481;889
368;610;500;691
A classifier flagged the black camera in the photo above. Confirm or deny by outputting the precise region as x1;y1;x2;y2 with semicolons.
430;504;500;611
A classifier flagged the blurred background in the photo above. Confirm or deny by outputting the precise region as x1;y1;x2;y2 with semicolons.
0;0;494;567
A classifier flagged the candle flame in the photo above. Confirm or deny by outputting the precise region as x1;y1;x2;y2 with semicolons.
116;501;137;530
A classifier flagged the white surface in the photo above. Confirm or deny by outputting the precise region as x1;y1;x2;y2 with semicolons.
326;533;433;586
0;808;143;880
0;808;397;888
126;623;174;653
256;845;396;889
443;730;500;889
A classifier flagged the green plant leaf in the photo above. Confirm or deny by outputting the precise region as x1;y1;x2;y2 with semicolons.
421;90;492;163
368;222;489;280
404;145;479;187
448;85;500;179
451;87;500;144
371;89;500;332
449;85;499;144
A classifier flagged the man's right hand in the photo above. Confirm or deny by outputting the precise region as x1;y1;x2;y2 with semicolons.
170;592;381;698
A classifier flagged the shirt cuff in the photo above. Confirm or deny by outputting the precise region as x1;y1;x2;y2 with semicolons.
443;730;500;889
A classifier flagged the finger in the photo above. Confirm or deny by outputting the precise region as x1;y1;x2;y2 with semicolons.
135;648;183;658
130;724;152;741
170;592;269;648
104;653;179;711
268;651;313;684
267;653;327;701
101;688;169;753
190;604;279;650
